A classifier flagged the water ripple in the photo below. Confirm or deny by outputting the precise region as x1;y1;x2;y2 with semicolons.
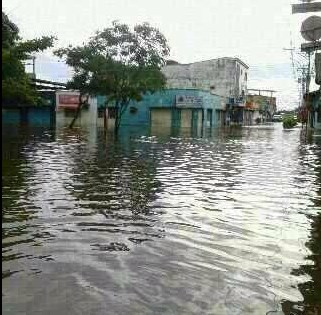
2;125;321;314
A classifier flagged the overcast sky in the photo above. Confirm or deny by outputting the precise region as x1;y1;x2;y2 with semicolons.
3;0;320;109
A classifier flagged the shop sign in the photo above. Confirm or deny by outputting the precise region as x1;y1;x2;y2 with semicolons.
175;95;203;108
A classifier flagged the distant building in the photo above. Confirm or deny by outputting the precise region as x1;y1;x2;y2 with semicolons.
162;57;249;102
246;89;277;123
162;57;250;125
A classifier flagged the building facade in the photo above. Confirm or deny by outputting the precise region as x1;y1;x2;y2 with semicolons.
162;58;249;102
97;89;226;133
305;90;321;129
162;57;251;125
245;94;276;122
2;90;56;126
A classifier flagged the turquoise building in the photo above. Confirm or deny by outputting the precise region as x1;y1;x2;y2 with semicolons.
2;91;56;126
97;89;226;131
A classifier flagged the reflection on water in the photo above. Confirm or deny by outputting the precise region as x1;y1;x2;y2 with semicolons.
2;124;321;314
281;132;321;315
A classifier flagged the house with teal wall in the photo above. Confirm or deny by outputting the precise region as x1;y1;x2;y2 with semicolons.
2;91;56;126
97;89;226;131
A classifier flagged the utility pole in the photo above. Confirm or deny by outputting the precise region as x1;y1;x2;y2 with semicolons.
306;50;311;94
32;56;36;77
24;56;36;79
297;67;307;101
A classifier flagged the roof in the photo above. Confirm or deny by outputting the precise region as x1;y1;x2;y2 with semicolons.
164;57;249;69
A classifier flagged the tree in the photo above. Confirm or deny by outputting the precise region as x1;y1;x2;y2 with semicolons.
2;12;55;106
55;21;170;132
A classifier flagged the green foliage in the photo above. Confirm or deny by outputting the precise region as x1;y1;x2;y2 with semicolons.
2;12;55;106
282;115;298;129
2;12;19;49
55;21;170;131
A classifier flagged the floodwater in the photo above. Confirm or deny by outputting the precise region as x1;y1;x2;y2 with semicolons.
2;124;321;315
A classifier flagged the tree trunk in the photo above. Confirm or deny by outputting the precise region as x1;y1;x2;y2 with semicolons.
103;106;107;130
69;93;86;129
114;101;129;135
114;101;120;135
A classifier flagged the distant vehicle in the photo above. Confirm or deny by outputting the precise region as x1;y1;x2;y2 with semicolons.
272;114;283;122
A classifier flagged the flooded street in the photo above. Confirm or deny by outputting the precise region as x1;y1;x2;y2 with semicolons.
2;124;321;314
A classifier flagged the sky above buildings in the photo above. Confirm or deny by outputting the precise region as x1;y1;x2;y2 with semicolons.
3;0;320;109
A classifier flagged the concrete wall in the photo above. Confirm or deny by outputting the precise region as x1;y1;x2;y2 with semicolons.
28;107;54;125
97;89;225;129
162;58;248;99
2;107;55;126
2;109;21;124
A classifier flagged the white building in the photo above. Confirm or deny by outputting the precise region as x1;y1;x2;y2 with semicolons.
162;57;249;102
55;90;98;127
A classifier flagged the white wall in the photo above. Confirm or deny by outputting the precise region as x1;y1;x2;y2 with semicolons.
162;58;248;99
55;90;98;127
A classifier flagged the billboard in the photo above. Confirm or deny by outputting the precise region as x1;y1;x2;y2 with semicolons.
57;92;80;110
175;95;203;108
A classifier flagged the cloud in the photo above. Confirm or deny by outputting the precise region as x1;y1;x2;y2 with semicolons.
26;54;72;83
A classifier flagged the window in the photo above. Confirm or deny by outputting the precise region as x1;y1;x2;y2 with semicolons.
129;106;138;114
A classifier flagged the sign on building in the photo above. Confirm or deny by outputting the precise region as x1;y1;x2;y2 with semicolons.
57;92;80;110
175;95;203;108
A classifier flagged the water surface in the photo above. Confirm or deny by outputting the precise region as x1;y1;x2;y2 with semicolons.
2;124;321;314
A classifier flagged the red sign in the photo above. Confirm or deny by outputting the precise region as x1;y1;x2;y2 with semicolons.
58;94;79;105
58;93;80;110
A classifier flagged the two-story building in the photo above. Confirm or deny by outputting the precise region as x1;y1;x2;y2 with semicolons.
246;89;277;123
162;57;249;125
